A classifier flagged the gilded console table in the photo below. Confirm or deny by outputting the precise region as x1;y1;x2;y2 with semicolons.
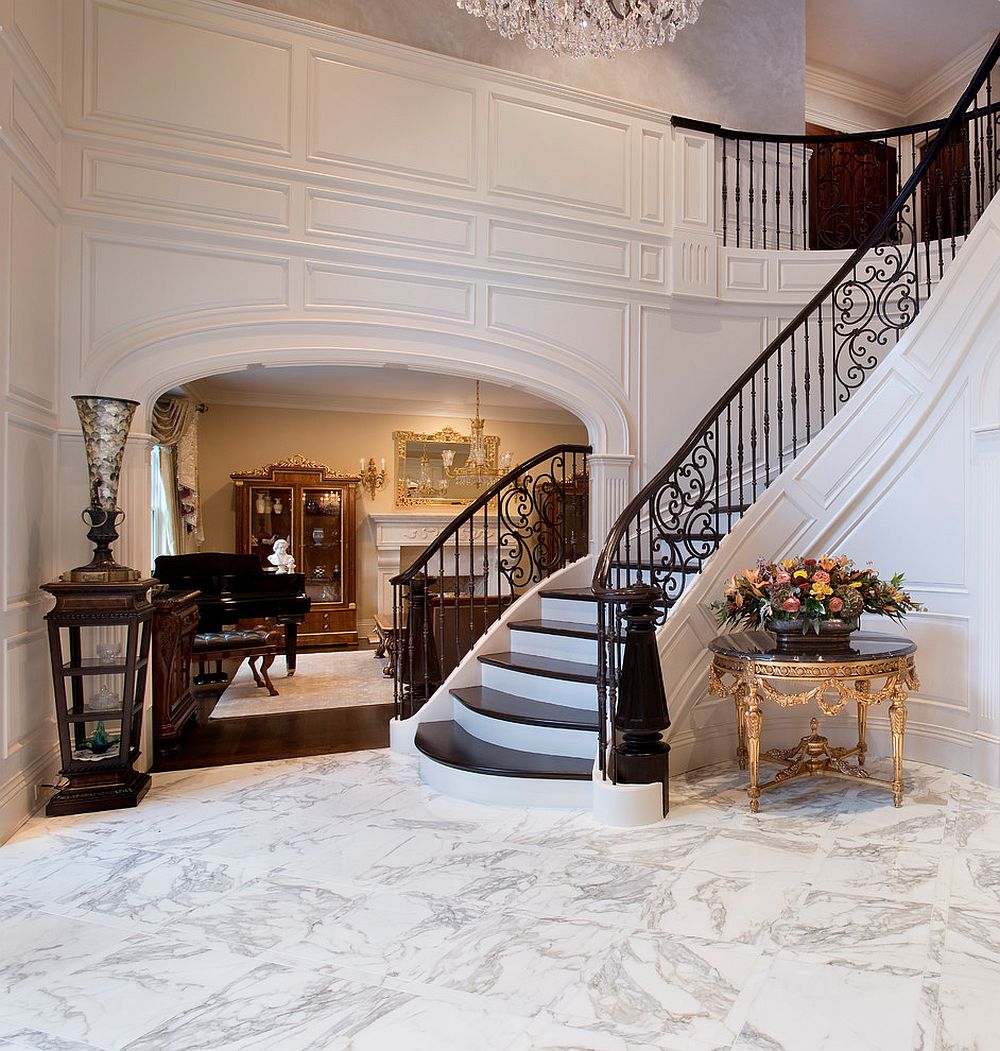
708;631;919;812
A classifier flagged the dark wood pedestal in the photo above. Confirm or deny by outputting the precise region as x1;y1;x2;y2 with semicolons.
42;578;155;816
151;588;200;756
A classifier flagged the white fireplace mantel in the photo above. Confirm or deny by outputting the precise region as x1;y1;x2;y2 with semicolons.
367;512;501;620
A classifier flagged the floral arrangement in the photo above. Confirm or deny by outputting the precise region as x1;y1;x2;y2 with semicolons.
713;555;922;632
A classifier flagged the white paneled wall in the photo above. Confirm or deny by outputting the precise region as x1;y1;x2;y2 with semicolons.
0;0;62;841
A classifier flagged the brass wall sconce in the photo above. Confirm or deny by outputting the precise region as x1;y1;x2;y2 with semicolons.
359;457;387;500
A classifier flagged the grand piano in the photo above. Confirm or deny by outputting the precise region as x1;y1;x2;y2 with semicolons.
152;553;311;674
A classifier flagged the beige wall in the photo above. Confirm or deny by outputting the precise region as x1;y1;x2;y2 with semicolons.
238;0;806;133
198;402;588;634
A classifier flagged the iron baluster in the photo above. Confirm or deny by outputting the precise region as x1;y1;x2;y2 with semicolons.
721;137;729;245
749;138;756;249
817;305;826;429
774;143;782;249
803;318;812;445
735;138;742;248
800;143;808;250
776;342;784;471
749;370;758;501
761;142;768;250
789;140;795;250
790;330;798;456
763;357;771;486
737;388;745;508
725;402;733;531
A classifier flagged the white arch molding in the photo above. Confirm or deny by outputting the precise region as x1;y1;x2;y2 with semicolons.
76;316;638;591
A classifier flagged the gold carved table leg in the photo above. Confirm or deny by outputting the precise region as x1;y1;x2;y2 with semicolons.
735;686;748;770
855;679;870;768
744;678;763;813
889;691;908;807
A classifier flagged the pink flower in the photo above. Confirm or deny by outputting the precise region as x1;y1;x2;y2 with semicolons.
812;570;831;584
782;596;801;613
829;596;844;613
775;571;791;585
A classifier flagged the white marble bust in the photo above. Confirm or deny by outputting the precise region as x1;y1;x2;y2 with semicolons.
268;538;295;574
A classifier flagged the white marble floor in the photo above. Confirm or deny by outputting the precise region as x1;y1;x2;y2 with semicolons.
1;751;999;1051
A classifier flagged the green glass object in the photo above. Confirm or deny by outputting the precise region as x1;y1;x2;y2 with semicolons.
90;722;111;754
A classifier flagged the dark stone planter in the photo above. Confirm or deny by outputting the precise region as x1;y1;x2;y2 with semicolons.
765;615;860;652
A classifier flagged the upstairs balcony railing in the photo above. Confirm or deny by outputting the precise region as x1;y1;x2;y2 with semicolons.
595;32;1000;811
391;444;590;719
675;79;996;255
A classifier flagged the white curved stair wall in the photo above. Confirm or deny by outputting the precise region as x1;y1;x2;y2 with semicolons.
655;192;1000;788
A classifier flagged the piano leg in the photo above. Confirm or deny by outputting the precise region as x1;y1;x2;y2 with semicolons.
282;620;298;676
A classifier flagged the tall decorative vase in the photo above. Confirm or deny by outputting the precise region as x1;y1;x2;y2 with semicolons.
68;395;140;582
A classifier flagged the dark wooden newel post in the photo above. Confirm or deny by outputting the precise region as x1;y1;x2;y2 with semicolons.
399;573;441;718
611;584;670;816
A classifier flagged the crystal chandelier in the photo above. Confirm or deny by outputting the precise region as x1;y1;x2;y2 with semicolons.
406;451;449;496
441;382;513;488
455;0;704;59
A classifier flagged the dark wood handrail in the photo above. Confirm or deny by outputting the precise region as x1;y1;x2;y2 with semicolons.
391;443;592;588
596;30;1000;594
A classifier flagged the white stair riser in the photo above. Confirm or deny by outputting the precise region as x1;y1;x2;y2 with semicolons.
510;628;598;663
418;753;592;809
452;699;597;759
480;663;597;710
539;596;598;625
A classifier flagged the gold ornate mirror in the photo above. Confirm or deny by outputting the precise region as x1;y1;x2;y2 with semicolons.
394;427;500;507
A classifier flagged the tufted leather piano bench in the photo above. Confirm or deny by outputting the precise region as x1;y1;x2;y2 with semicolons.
192;628;281;697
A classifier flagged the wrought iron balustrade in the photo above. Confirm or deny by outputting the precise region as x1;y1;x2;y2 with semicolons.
391;444;590;719
595;33;1000;804
676;80;997;253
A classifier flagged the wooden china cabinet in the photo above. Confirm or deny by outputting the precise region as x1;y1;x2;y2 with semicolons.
232;456;359;648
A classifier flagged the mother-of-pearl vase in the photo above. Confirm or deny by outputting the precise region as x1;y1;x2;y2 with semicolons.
67;395;140;582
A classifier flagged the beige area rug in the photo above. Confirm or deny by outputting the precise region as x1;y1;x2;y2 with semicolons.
209;649;393;720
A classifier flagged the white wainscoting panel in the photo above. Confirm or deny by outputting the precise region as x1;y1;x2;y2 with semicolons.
82;151;291;231
307;52;475;186
4;415;54;608
640;128;665;224
487;286;629;390
3;628;51;760
488;219;629;278
306;263;474;323
86;2;293;153
86;236;290;348
307;189;474;255
10;81;59;183
489;94;629;216
8;181;57;410
10;0;61;102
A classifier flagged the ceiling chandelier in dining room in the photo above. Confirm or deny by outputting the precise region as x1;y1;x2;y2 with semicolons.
455;0;704;58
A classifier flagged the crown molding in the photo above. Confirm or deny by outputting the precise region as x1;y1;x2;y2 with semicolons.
905;31;995;116
805;62;907;122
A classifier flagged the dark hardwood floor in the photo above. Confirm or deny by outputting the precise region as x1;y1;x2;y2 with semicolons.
153;642;393;772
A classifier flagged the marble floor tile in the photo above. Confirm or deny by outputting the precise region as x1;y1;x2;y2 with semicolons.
765;889;934;975
731;955;924;1051
940;903;1000;983
948;849;1000;910
803;837;946;904
934;973;1000;1051
122;961;410;1051
5;932;260;1051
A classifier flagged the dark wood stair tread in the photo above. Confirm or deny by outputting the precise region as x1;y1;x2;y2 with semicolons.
452;686;599;731
415;720;593;780
478;651;599;683
539;587;599;602
508;618;600;640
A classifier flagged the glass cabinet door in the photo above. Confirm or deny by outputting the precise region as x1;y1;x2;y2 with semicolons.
249;485;294;565
301;488;344;604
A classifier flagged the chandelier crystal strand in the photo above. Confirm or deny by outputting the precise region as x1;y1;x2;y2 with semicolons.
455;0;703;58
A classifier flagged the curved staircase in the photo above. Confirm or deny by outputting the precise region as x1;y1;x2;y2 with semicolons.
396;33;1000;821
414;587;599;807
